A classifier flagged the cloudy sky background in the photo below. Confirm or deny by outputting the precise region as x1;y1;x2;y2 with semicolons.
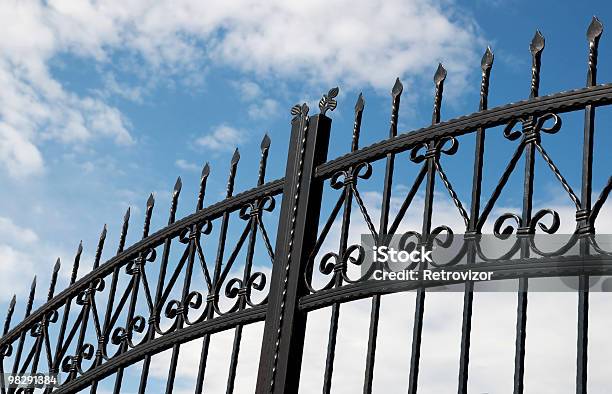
1;0;612;393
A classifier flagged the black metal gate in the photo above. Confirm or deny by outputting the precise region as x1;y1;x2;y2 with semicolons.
1;18;611;393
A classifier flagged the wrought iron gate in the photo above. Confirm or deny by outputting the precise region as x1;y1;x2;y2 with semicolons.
1;17;612;394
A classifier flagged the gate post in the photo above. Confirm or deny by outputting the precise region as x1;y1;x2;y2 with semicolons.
255;99;333;394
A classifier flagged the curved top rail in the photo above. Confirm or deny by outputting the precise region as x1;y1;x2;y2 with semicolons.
0;178;283;346
316;83;612;179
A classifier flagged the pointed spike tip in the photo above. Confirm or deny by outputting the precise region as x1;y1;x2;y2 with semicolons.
54;258;61;272
481;47;494;70
355;93;365;112
174;177;182;194
587;16;603;41
101;224;107;239
31;276;37;290
201;162;210;178
77;241;83;255
434;63;447;85
391;78;403;96
124;207;131;221
9;295;16;308
530;30;545;55
261;134;271;151
231;148;240;165
147;193;155;208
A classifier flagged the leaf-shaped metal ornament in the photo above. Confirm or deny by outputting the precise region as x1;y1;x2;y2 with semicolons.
261;133;271;151
291;103;310;118
481;47;494;71
291;104;302;117
587;16;603;42
434;63;447;86
392;78;403;97
530;31;545;55
319;87;339;115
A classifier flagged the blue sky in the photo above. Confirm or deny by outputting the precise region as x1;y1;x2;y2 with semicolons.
1;0;612;393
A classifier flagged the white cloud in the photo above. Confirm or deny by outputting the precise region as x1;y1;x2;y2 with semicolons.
233;80;263;101
175;159;201;172
248;99;279;120
196;124;246;152
0;0;483;178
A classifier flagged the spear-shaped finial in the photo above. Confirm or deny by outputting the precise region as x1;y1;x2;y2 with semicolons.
169;177;182;224
392;78;403;97
480;47;494;111
143;193;155;238
71;241;83;284
93;224;107;269
227;149;240;198
173;177;182;197
433;63;447;124
352;93;365;152
47;258;61;301
258;134;271;186
389;78;403;138
587;17;603;87
197;163;210;212
117;207;130;254
529;31;545;98
25;276;37;317
3;295;16;336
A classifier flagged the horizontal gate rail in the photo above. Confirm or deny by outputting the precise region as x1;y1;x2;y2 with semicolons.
316;83;612;179
299;255;612;312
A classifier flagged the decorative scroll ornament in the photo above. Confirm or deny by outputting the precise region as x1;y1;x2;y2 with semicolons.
319;87;339;115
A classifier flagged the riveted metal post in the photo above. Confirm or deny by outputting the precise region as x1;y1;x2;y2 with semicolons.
255;103;332;394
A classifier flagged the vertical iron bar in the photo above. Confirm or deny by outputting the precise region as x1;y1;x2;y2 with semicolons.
113;195;154;394
69;226;106;382
513;30;544;394
27;259;61;392
457;47;493;394
194;150;240;394
138;178;182;394
226;135;270;394
11;277;36;376
0;295;16;394
576;16;602;394
255;104;332;394
364;81;401;393
89;208;129;394
408;63;446;394
323;91;367;394
46;243;82;394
